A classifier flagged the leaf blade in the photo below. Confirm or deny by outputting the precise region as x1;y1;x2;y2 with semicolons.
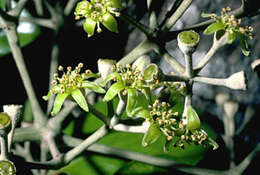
71;89;89;112
103;81;125;102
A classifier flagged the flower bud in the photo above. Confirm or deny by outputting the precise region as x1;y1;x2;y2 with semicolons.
177;30;200;54
98;59;117;80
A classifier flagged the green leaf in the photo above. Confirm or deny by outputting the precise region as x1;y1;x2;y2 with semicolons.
203;22;225;35
51;93;69;116
71;89;89;112
0;0;5;10
142;123;161;147
107;0;122;9
0;6;41;58
82;80;106;93
134;108;151;119
103;81;125;102
42;85;62;100
100;72;122;87
186;106;201;130
116;161;167;175
237;33;250;56
83;18;96;37
227;31;236;44
126;88;138;117
102;13;118;33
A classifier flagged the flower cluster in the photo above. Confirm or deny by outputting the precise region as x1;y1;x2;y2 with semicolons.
74;0;122;37
149;100;210;149
43;63;105;116
202;6;253;56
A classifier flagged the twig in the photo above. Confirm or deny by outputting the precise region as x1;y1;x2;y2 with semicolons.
19;16;56;29
159;47;185;74
64;125;108;164
63;135;179;167
8;0;29;17
119;12;152;36
161;0;194;33
64;0;78;16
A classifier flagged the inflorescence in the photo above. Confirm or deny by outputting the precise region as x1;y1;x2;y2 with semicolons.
50;63;93;94
149;100;210;149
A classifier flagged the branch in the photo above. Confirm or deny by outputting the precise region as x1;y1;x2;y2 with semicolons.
9;0;29;17
64;125;108;164
193;71;248;90
64;0;78;16
159;47;185;74
194;32;227;74
119;12;152;36
19;16;56;29
118;39;157;66
161;0;194;33
63;135;179;167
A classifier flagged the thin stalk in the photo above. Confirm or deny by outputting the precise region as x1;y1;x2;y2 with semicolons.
161;0;194;33
0;136;9;160
4;25;46;125
63;135;179;167
110;94;125;128
64;125;108;164
119;13;151;36
47;44;59;115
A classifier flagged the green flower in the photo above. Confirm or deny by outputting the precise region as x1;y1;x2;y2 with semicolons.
74;0;122;37
43;63;105;116
202;6;253;56
139;101;218;151
100;63;162;117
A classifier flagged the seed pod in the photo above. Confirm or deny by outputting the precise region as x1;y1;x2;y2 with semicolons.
0;113;12;136
177;30;200;54
0;160;16;175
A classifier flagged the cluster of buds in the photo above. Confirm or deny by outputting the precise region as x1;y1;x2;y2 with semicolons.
50;63;93;94
149;100;211;149
74;0;122;36
207;6;253;39
114;63;145;89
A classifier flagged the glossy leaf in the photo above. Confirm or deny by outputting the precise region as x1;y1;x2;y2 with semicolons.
116;161;167;175
142;123;161;147
203;22;225;35
0;0;5;10
186;106;201;130
51;93;69;116
126;88;138;117
227;31;236;44
100;72;122;87
107;0;122;9
71;89;89;112
83;18;96;37
42;85;62;100
103;81;125;102
82;80;106;93
134;108;151;119
102;13;118;33
0;7;41;57
237;33;250;56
